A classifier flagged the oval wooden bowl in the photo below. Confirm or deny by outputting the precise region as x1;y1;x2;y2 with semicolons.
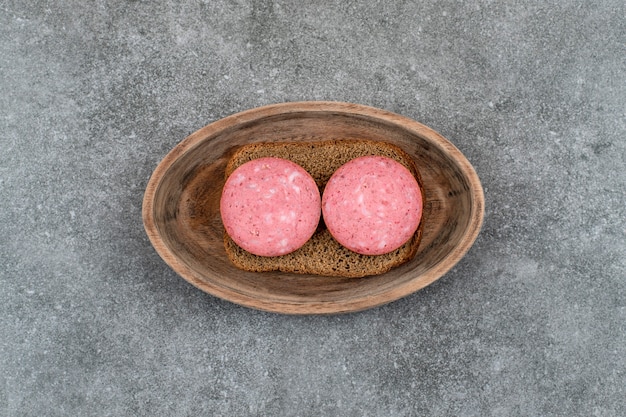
142;102;484;314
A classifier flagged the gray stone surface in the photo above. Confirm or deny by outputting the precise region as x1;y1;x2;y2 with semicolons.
1;0;624;415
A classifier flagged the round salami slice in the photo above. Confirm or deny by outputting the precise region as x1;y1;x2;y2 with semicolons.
322;155;422;255
220;157;321;257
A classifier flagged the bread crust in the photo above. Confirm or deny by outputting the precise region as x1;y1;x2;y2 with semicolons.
222;139;424;278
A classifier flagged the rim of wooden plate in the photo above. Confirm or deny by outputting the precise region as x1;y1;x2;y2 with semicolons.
142;101;485;314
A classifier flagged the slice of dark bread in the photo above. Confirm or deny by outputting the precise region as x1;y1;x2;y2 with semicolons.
222;139;424;278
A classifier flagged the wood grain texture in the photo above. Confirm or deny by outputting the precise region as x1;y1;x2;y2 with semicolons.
142;101;484;314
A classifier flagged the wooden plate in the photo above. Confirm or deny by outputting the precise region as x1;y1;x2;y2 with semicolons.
142;102;484;314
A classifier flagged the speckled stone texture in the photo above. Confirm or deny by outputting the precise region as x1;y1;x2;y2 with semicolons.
1;1;624;416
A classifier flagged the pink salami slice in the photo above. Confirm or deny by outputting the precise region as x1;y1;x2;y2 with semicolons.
322;155;422;255
220;157;321;257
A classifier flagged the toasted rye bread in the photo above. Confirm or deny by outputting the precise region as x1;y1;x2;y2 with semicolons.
223;139;424;278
